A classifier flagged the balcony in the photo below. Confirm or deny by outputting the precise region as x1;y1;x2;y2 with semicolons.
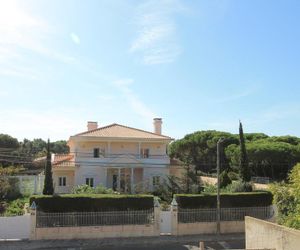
72;152;170;166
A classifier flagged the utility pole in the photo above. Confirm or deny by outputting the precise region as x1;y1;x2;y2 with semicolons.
217;138;225;235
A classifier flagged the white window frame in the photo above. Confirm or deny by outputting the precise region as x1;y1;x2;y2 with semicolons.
152;176;160;187
85;177;94;187
58;176;66;187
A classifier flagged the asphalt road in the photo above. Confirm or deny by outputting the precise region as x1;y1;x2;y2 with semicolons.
0;234;245;250
0;240;245;250
85;240;244;250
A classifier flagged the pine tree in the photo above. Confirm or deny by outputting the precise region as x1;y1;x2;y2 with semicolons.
43;139;54;195
239;121;251;182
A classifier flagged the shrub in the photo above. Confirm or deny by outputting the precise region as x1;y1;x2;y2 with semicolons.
30;194;154;212
270;163;300;229
202;184;217;194
219;171;232;188
72;184;116;194
227;171;239;181
4;177;22;200
175;192;272;209
4;197;29;215
229;181;253;192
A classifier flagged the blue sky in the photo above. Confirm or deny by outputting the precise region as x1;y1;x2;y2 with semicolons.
1;0;300;141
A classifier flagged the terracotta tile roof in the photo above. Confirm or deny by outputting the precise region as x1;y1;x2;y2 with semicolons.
53;154;74;166
73;123;173;140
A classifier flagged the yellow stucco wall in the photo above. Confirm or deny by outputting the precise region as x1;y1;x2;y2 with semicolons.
52;170;75;193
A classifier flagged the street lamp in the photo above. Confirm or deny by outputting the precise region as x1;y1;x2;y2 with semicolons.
217;137;225;235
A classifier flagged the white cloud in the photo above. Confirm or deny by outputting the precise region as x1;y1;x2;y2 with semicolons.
113;78;156;121
130;0;185;65
0;0;76;78
70;32;80;44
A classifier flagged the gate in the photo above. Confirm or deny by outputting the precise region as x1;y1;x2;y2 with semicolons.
160;211;172;235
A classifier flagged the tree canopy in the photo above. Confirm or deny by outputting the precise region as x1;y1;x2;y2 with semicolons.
0;134;69;169
169;130;300;180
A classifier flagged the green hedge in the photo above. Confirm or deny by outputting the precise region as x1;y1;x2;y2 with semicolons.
175;192;273;209
30;194;154;212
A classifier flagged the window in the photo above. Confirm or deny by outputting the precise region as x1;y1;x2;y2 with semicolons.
152;176;160;186
58;177;66;186
93;148;100;158
93;148;105;158
86;177;94;187
140;148;149;158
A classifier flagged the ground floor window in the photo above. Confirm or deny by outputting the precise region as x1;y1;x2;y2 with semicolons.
58;176;66;186
85;177;94;187
152;176;160;186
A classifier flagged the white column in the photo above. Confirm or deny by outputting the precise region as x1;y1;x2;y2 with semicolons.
117;168;121;192
107;141;111;156
131;167;134;194
103;168;107;188
138;142;141;158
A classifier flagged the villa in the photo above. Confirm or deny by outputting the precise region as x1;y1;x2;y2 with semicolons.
52;118;182;193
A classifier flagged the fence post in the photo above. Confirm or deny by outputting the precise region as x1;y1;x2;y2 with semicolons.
154;198;161;235
171;197;178;236
29;201;37;240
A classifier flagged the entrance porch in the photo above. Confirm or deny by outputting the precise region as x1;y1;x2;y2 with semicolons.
106;167;143;193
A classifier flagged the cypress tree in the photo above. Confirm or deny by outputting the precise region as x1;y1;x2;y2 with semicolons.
43;139;54;195
239;121;251;182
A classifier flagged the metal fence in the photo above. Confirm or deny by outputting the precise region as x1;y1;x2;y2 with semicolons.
36;209;154;228
178;206;273;223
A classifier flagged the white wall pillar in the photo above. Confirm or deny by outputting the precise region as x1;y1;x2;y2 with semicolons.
154;201;161;236
29;203;37;240
171;198;178;236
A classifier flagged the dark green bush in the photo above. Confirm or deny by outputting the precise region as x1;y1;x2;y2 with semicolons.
219;171;232;188
230;181;253;192
30;194;154;212
175;192;272;209
5;177;21;200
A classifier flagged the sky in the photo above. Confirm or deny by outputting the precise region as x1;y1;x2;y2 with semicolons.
0;0;300;141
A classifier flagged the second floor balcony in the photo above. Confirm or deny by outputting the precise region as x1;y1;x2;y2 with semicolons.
72;151;170;165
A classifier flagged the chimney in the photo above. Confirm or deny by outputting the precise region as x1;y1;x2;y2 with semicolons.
153;118;162;135
87;121;98;131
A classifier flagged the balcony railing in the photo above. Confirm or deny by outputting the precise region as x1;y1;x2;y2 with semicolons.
72;152;169;160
